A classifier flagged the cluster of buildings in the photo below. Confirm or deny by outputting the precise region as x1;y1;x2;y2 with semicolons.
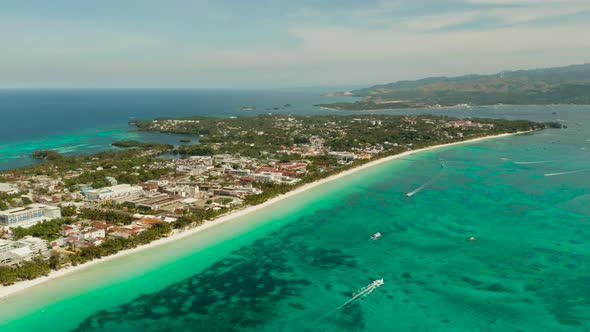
53;220;108;248
144;119;200;131
0;236;49;266
49;217;171;248
444;120;495;129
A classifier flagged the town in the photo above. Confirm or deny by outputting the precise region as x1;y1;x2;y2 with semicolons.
0;114;550;284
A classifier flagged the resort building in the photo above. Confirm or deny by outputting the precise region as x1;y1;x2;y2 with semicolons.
0;203;62;228
0;236;49;266
328;151;358;161
83;184;144;201
0;183;19;194
253;172;283;183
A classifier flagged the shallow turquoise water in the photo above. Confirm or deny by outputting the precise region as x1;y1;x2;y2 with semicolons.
2;119;590;331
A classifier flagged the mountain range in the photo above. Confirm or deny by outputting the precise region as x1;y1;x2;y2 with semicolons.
319;63;590;110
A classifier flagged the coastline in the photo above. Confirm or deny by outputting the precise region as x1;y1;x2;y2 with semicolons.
0;131;529;300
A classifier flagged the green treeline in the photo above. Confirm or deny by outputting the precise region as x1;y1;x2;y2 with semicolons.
112;140;173;150
12;218;74;241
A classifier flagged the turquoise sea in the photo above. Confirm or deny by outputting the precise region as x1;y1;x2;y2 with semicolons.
0;93;589;331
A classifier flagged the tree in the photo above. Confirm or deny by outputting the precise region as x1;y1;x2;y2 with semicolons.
49;252;62;270
60;205;77;217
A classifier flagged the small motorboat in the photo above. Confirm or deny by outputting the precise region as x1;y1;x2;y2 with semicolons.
371;232;382;240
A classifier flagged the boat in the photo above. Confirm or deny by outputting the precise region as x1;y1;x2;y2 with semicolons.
352;279;385;297
371;232;382;240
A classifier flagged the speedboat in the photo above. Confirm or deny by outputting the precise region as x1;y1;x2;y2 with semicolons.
371;232;382;240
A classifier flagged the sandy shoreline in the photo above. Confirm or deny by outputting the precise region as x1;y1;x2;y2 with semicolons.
0;131;527;300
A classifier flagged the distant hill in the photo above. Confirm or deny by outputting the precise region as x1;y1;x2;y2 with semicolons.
318;63;590;110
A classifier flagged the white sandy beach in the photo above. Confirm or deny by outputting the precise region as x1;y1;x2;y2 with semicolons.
0;131;527;300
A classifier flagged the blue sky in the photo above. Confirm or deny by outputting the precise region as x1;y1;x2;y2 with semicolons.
1;0;589;88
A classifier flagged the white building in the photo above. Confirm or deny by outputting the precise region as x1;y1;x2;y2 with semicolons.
0;203;62;228
163;185;199;198
328;151;358;161
0;236;49;266
253;172;283;183
84;184;144;201
0;183;18;194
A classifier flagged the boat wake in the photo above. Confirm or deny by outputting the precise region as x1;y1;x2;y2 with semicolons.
514;160;554;165
544;169;588;177
316;279;384;322
406;167;444;197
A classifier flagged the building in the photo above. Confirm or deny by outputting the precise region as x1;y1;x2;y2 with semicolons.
0;203;62;228
0;183;18;194
253;172;283;183
0;239;13;255
84;184;144;201
162;185;199;198
0;236;49;266
328;151;358;161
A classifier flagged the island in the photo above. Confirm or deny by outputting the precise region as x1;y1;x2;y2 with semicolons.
0;114;560;288
31;150;63;161
317;63;590;111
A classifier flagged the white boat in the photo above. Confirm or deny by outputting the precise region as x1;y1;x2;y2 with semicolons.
371;232;382;240
353;278;385;297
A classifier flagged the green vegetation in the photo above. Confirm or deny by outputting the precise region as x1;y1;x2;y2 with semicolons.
78;209;133;225
0;192;24;211
319;63;590;110
0;257;51;285
177;145;214;156
133;114;553;159
112;140;173;150
60;205;77;217
12;218;73;241
5;148;175;190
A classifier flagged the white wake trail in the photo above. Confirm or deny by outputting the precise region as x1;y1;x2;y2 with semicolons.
406;163;445;197
514;160;554;165
544;169;588;177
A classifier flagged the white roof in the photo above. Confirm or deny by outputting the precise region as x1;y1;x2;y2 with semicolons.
10;246;33;257
0;183;17;193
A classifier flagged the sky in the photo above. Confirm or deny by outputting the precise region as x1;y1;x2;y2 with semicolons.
1;0;589;88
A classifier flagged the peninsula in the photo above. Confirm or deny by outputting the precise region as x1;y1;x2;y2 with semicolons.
317;63;590;111
0;114;558;291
